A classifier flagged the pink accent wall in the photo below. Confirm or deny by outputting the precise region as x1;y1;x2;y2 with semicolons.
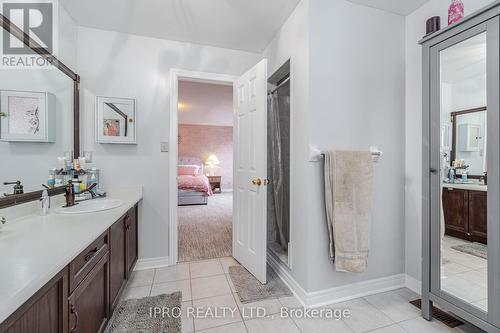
178;124;233;189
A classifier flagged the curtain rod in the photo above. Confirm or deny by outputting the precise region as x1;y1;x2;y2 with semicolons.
268;76;290;95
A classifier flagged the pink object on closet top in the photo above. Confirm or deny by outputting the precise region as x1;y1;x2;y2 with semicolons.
178;175;213;195
448;0;464;25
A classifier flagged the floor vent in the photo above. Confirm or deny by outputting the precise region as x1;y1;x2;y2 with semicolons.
410;299;464;328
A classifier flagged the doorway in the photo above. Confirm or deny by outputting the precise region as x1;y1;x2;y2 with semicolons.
169;60;269;284
176;79;234;262
267;60;292;267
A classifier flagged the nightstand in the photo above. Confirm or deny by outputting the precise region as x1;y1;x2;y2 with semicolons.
208;176;222;193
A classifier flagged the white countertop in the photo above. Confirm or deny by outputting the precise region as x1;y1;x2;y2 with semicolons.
442;182;487;192
0;187;143;324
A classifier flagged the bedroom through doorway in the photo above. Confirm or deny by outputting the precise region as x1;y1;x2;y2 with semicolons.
176;79;234;262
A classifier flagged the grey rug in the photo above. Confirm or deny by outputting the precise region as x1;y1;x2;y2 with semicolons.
228;265;292;303
178;192;232;262
451;242;488;259
105;292;182;333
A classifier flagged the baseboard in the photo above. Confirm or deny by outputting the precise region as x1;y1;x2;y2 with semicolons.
405;274;422;296
267;252;308;307
268;253;406;308
134;256;170;271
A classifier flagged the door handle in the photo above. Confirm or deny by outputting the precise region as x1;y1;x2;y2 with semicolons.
252;178;262;186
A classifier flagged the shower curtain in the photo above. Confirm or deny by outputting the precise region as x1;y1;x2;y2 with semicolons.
268;92;287;250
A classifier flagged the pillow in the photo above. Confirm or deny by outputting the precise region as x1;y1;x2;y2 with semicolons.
178;165;200;176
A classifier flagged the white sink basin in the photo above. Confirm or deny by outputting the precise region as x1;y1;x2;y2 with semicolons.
57;199;123;214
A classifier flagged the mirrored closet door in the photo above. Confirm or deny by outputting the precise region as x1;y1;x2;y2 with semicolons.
427;15;500;330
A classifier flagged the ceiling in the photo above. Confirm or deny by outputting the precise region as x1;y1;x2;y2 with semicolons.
62;0;301;52
178;80;233;126
441;33;486;84
346;0;429;15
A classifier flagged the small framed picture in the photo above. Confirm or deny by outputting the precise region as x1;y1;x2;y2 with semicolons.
96;96;137;144
0;90;55;142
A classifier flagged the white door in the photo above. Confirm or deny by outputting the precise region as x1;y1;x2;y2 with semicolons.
233;59;268;284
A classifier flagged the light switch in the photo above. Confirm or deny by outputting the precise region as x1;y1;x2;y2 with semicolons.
160;142;169;152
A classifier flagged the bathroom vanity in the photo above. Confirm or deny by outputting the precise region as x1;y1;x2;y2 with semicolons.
442;184;487;244
0;189;142;333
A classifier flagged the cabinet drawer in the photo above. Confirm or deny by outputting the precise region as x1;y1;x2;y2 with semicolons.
69;231;109;293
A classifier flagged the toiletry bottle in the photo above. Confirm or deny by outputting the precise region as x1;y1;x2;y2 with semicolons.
80;174;88;192
89;167;99;189
449;168;456;183
66;159;73;173
79;157;86;171
462;168;468;183
73;159;81;172
448;0;464;25
73;175;81;194
47;170;56;189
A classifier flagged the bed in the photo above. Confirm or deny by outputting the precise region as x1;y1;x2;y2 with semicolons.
178;157;212;206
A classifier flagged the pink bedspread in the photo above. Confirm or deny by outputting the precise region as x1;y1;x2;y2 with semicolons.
178;175;213;195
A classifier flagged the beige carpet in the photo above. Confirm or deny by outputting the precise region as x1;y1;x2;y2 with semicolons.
178;192;233;262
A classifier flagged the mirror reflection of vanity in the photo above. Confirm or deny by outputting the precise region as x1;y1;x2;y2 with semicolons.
422;3;500;332
0;14;79;206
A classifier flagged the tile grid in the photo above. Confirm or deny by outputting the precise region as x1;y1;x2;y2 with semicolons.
122;257;476;333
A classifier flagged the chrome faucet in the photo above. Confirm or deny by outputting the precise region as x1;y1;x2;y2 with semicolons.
3;181;24;196
1;216;6;225
64;181;98;208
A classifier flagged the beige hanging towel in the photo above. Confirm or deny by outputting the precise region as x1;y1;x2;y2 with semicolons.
324;150;374;273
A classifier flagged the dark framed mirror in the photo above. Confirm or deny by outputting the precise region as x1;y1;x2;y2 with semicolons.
450;106;487;179
0;13;80;208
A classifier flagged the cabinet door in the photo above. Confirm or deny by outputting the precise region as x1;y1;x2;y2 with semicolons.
442;188;468;236
0;269;68;333
109;217;127;312
68;254;109;333
468;191;488;243
126;206;138;276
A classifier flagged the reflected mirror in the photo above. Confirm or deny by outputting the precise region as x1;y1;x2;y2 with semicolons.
440;32;488;312
0;16;77;197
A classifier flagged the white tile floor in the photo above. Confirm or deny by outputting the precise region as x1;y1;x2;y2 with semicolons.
121;257;484;333
441;236;488;311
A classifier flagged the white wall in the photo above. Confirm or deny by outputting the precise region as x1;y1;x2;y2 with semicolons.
404;0;495;283
178;80;233;126
263;0;311;291
306;0;406;292
77;27;262;261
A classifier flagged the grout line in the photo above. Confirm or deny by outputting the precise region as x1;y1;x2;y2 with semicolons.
149;269;157;296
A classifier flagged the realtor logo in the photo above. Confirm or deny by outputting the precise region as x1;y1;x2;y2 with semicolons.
1;0;58;68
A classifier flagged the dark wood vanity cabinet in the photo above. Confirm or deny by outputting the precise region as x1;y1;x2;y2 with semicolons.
125;207;138;276
109;206;138;312
0;270;69;333
468;191;488;241
68;255;110;333
109;216;127;312
442;188;487;243
0;204;139;333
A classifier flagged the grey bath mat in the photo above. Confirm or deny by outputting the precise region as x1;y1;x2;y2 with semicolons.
228;265;292;303
451;242;487;259
105;292;182;333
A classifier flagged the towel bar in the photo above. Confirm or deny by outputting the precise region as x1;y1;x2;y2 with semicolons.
318;148;383;163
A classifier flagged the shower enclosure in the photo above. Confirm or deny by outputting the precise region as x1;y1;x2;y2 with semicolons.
267;60;291;265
